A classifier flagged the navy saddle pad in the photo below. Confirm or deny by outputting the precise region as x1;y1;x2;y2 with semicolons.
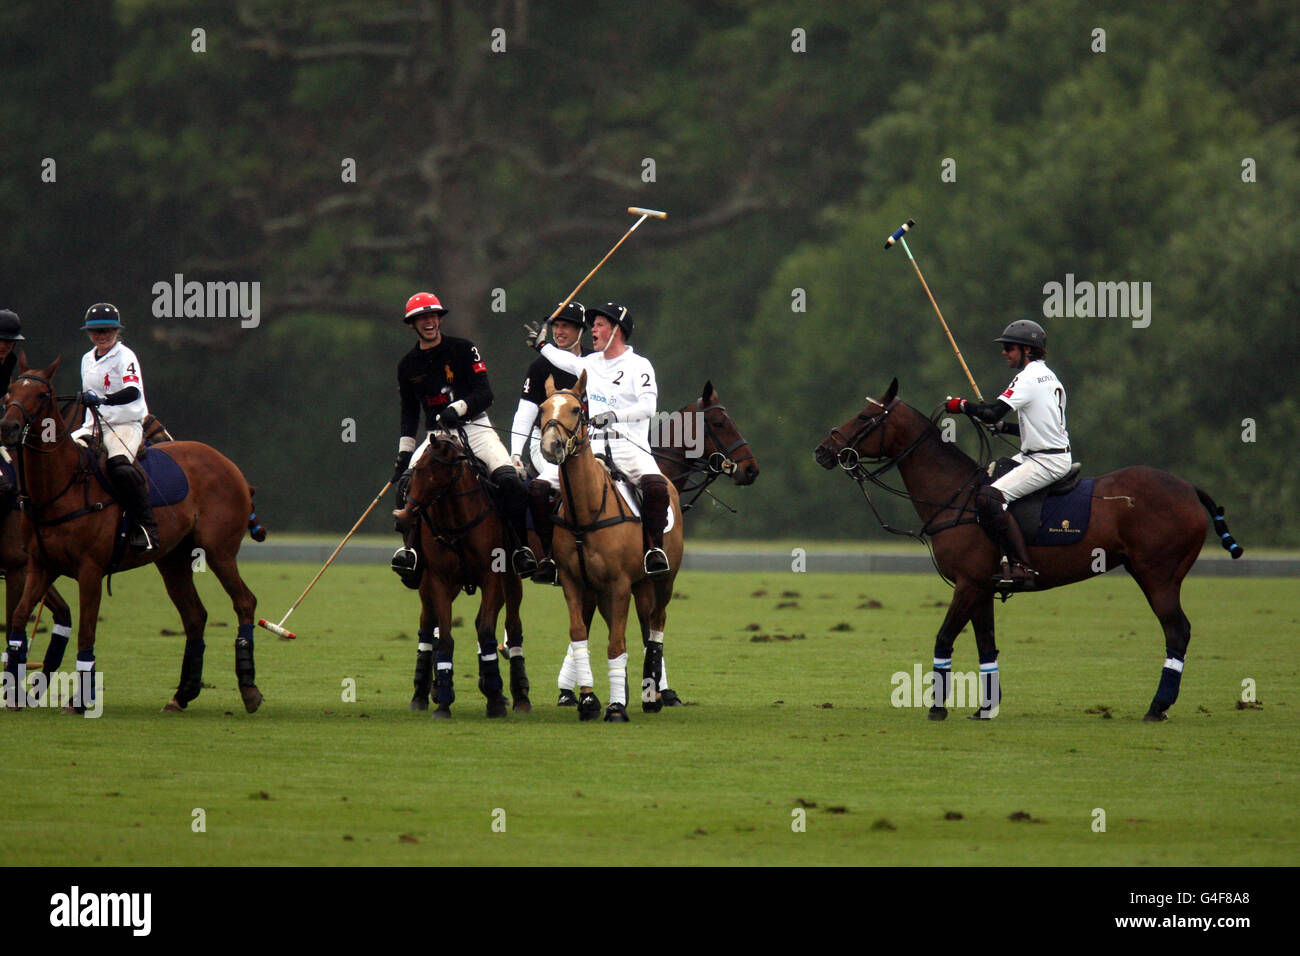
138;447;190;506
1009;477;1095;546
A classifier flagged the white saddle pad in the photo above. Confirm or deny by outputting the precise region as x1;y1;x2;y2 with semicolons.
614;479;676;534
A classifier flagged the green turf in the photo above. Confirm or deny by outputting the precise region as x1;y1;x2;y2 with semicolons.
3;564;1296;865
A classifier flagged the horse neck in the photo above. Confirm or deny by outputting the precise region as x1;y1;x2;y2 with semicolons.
558;444;614;525
433;464;485;529
889;416;979;524
15;423;85;503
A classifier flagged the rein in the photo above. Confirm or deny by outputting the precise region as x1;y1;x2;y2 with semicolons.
653;399;752;513
403;440;493;557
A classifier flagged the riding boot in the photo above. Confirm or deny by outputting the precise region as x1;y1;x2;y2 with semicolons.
107;456;158;551
639;475;670;577
528;479;557;584
987;504;1040;587
491;466;537;578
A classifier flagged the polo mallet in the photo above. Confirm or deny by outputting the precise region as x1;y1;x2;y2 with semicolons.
885;219;984;402
257;479;394;640
548;207;667;321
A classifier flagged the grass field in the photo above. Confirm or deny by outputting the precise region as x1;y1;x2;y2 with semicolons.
3;563;1296;866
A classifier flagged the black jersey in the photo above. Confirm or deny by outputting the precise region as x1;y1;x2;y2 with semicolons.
398;334;494;439
519;348;592;406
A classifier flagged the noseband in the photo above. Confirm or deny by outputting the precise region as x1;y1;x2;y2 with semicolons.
697;399;754;476
829;397;899;478
538;390;588;464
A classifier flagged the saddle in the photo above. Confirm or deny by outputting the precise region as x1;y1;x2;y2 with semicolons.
986;458;1092;545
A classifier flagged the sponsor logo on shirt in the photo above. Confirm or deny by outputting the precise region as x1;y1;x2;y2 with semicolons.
1001;388;1014;398
472;361;487;374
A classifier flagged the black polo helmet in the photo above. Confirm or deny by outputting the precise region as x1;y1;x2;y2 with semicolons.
82;302;123;331
995;318;1046;352
547;300;586;329
585;301;633;341
0;309;24;341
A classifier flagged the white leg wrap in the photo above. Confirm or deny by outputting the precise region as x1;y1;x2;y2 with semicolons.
53;623;73;639
608;652;628;706
570;640;593;688
1163;657;1184;673
558;642;578;690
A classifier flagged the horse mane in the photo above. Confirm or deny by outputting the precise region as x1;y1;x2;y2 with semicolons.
899;401;982;473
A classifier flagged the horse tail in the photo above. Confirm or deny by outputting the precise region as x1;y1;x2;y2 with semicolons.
1195;487;1242;559
247;485;267;542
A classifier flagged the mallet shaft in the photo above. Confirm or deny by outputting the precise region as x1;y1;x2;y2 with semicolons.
900;237;984;402
258;479;394;640
549;208;668;320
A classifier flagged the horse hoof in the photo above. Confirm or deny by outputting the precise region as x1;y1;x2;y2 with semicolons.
240;686;264;713
432;705;452;719
660;689;684;707
577;692;601;721
163;698;185;712
61;704;84;716
557;689;579;707
927;707;948;721
642;698;663;714
486;697;509;718
409;698;429;712
968;710;995;721
604;703;630;723
512;699;532;713
1142;711;1168;722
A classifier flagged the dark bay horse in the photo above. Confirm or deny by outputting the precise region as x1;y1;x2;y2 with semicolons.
393;433;528;718
537;371;685;722
814;378;1243;722
1;357;266;714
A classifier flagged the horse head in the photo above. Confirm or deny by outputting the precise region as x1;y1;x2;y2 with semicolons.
1;355;63;447
815;377;922;472
537;369;589;466
393;433;472;529
698;380;760;485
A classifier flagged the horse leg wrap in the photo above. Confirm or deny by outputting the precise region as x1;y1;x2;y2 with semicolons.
3;630;28;707
557;642;578;690
234;625;256;688
434;653;455;706
477;637;503;698
931;657;953;710
42;624;72;674
175;639;206;707
608;652;629;707
570;640;594;689
413;630;436;702
509;653;530;701
74;649;97;711
1150;654;1184;714
974;660;1001;719
642;634;664;704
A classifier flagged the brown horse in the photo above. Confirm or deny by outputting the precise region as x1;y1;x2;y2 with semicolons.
537;371;685;722
393;433;528;718
814;378;1242;722
0;356;266;714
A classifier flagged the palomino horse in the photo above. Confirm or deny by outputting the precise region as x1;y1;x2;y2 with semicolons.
553;379;760;706
393;433;529;718
0;357;267;714
814;378;1243;722
537;371;685;722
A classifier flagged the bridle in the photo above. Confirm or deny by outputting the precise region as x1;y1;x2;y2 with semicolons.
400;437;493;560
3;373;82;454
655;399;756;513
537;388;589;465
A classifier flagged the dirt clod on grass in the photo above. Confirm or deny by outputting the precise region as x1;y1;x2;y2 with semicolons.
871;818;896;831
944;811;964;820
1008;811;1044;823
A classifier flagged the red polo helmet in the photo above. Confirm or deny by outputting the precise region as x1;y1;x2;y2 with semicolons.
404;292;448;324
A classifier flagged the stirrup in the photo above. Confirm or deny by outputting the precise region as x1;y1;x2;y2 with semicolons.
994;557;1039;589
643;547;669;576
129;524;156;552
391;547;421;589
512;546;538;578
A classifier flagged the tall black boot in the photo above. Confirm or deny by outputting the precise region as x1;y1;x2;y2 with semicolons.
975;485;1038;589
639;475;670;577
108;456;158;551
528;479;557;584
491;466;537;577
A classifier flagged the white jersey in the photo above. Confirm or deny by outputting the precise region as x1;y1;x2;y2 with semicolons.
80;341;149;427
539;343;658;448
999;359;1069;454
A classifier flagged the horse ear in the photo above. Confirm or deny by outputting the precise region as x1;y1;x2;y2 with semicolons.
701;379;715;405
544;374;556;397
46;354;62;377
883;377;898;403
575;369;587;396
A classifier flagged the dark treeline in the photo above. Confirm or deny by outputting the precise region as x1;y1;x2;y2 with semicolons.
3;0;1296;544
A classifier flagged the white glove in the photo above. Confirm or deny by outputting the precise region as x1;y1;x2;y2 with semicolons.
590;410;617;428
511;453;528;481
524;321;547;351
